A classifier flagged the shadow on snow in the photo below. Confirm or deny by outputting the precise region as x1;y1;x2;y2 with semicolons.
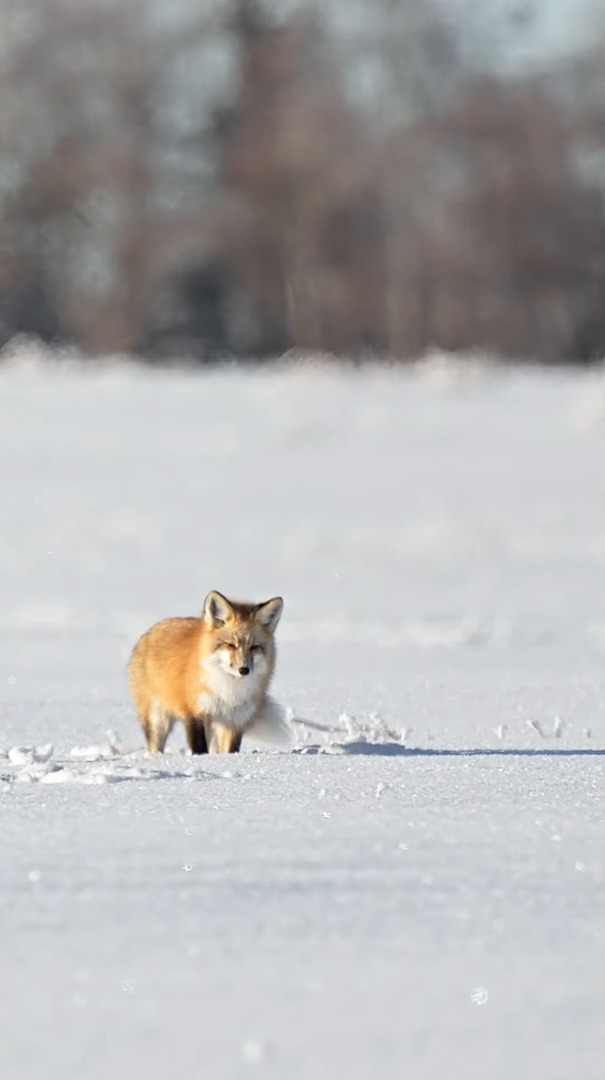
298;742;605;758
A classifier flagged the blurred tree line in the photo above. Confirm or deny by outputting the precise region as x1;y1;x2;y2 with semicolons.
1;0;605;363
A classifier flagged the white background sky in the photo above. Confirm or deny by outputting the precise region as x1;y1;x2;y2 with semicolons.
445;0;605;71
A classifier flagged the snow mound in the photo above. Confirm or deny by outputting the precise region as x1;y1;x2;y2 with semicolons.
1;733;213;786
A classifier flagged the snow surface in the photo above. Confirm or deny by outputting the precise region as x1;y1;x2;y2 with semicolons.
0;350;604;1079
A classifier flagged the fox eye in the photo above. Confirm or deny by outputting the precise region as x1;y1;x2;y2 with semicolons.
222;642;236;650
250;644;264;654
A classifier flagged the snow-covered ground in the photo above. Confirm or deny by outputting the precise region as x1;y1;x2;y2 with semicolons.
0;350;604;1079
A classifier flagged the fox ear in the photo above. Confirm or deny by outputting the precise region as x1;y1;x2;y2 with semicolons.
255;596;283;631
203;591;234;627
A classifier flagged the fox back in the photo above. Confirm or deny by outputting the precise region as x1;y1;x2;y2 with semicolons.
128;590;284;753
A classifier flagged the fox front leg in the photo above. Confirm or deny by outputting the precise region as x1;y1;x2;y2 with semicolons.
205;720;242;754
184;717;208;755
143;704;175;753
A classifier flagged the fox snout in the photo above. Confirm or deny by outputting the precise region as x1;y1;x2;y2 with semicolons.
229;647;251;676
218;644;259;678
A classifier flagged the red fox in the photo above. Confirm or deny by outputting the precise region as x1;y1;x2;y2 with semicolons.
128;591;284;754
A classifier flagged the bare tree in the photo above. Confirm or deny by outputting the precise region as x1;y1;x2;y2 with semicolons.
0;0;217;353
209;1;379;355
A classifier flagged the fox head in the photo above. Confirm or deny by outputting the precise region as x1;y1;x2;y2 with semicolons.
201;590;283;680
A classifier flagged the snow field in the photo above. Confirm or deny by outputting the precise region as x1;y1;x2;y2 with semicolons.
0;351;603;1078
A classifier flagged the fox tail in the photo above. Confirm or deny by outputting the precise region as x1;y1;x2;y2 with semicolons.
247;696;292;747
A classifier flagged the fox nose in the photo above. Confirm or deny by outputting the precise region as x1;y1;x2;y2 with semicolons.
239;666;250;676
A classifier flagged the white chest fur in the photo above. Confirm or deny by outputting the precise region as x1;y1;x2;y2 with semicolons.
197;656;265;731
